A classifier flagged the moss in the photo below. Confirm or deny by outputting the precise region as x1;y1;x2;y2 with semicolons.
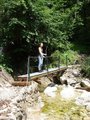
38;84;45;93
41;88;85;120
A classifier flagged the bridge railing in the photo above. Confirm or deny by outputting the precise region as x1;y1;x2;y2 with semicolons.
27;55;68;81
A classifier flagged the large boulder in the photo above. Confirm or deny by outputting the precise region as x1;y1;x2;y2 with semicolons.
44;86;57;97
76;91;90;109
60;85;75;99
60;66;81;86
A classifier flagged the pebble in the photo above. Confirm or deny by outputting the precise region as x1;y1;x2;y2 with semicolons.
83;117;90;120
0;81;40;119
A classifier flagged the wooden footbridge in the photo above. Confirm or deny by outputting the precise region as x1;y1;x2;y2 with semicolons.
12;56;68;86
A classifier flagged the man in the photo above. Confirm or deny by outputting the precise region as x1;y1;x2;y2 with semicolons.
38;43;46;72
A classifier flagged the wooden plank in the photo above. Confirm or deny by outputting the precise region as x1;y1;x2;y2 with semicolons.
12;81;31;86
12;66;67;86
17;66;67;81
12;65;81;86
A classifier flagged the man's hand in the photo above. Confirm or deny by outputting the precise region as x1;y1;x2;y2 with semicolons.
42;54;47;58
44;53;47;56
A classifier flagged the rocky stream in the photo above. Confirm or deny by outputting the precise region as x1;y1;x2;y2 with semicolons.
0;65;90;120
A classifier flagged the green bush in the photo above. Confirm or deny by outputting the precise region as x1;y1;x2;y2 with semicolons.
0;55;13;73
81;57;90;77
51;50;80;66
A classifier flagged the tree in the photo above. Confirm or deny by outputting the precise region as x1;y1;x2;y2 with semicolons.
0;0;84;73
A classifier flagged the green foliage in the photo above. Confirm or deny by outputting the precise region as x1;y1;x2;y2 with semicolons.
0;65;13;73
81;57;90;77
72;41;90;54
51;49;80;66
0;55;13;73
0;0;84;72
1;0;83;50
34;0;83;50
0;0;44;72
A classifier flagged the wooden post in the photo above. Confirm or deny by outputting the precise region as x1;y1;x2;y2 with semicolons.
27;56;30;82
58;56;60;70
46;56;48;72
66;55;68;67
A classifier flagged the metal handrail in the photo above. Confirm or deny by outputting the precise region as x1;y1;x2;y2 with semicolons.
29;56;58;59
27;55;68;81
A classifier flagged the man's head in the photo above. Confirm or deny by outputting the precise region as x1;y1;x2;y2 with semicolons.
40;43;43;47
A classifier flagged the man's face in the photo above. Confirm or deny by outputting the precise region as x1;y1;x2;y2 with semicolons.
41;43;43;47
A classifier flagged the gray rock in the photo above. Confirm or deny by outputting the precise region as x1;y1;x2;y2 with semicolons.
60;67;81;86
80;79;90;88
86;112;90;117
76;91;90;106
60;85;75;99
0;81;39;120
44;86;57;97
72;68;81;77
86;104;90;112
83;117;90;120
16;111;27;120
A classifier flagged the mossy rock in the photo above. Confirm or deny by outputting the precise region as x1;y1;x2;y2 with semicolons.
41;86;86;120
